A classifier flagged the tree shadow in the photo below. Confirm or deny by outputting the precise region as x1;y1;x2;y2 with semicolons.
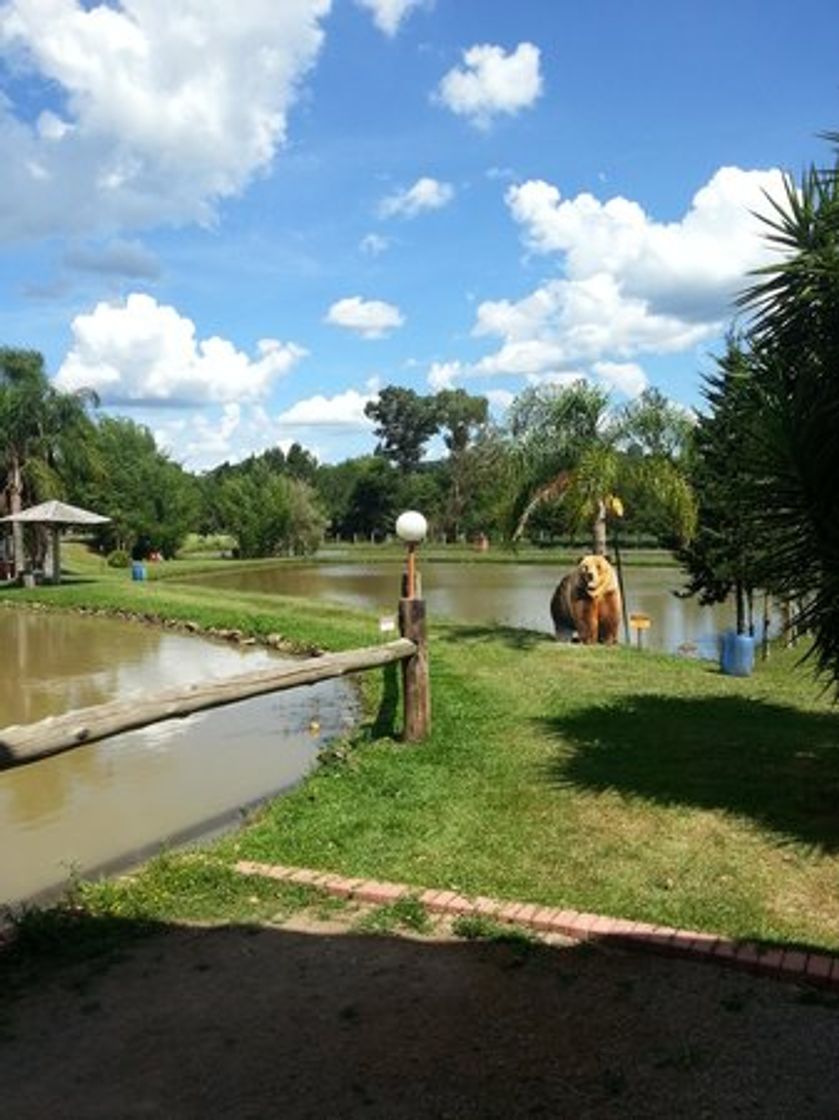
539;695;839;850
0;575;99;591
3;908;839;1117
439;623;554;652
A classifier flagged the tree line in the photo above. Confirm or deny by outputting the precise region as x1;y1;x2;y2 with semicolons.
0;364;697;564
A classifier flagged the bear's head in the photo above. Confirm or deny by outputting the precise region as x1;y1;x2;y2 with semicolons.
578;554;617;598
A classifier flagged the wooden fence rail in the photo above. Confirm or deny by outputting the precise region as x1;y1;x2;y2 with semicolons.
0;638;417;771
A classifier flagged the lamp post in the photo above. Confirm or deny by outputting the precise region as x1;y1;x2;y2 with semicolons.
395;510;427;599
395;510;430;741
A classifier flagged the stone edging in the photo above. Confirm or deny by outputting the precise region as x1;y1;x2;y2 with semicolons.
235;860;839;991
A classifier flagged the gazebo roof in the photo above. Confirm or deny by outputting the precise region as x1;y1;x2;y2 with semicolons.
0;500;110;526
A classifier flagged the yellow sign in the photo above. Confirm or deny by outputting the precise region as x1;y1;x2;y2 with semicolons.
629;613;651;630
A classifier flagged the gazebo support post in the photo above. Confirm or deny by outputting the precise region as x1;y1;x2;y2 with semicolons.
50;527;61;584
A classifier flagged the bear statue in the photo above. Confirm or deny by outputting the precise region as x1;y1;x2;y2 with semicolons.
550;554;622;645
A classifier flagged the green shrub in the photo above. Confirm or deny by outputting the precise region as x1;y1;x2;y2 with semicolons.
106;549;131;569
356;896;431;935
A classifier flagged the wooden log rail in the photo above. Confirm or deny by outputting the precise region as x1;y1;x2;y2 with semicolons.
0;638;417;771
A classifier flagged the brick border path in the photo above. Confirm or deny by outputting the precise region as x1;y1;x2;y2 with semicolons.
236;860;839;991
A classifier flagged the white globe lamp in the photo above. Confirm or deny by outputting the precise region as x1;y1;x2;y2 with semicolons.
395;511;428;544
395;510;427;598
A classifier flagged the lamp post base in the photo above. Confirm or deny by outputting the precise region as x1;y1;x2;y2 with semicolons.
398;597;430;741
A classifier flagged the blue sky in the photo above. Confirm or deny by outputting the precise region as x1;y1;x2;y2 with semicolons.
0;0;836;468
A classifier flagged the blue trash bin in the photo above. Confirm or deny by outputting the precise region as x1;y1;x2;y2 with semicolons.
131;561;147;581
720;630;754;677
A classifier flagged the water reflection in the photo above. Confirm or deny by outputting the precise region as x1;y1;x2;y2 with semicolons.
190;561;749;654
0;611;139;722
0;611;357;907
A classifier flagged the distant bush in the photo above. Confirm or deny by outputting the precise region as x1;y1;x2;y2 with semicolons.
106;549;131;569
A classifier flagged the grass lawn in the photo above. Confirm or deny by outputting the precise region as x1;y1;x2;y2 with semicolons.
2;552;839;956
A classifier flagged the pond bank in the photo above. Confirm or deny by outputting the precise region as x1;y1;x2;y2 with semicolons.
0;600;359;907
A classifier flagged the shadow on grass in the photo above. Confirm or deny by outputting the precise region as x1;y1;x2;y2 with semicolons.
0;576;100;591
439;623;554;651
539;695;839;850
3;908;839;1116
371;660;400;739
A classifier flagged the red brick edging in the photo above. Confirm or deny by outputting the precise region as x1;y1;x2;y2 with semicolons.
235;860;839;991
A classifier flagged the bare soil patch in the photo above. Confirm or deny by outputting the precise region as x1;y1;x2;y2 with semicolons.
2;908;838;1119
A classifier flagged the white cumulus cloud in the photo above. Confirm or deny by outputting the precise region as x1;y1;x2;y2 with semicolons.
435;42;543;130
325;296;405;339
426;360;463;391
0;0;331;241
277;387;376;428
591;361;648;397
55;293;306;404
378;177;455;219
355;0;431;36
505;166;787;322
152;402;309;470
473;274;711;376
466;166;790;392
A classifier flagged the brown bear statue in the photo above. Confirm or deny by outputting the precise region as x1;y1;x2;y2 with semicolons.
550;554;622;645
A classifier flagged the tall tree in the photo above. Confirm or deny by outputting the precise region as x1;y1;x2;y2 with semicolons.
0;348;98;575
77;417;198;558
507;382;617;551
341;457;400;538
676;339;763;632
434;389;488;455
285;442;318;483
434;388;489;538
619;387;695;461
508;381;695;553
364;386;439;473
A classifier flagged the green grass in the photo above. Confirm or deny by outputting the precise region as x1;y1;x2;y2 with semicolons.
227;632;839;950
0;853;314;993
450;914;536;951
55;536;676;582
354;896;432;936
3;555;839;961
312;540;677;568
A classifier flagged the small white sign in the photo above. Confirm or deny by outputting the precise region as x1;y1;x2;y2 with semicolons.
379;615;396;634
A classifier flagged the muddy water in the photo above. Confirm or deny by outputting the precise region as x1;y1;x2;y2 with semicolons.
0;611;357;907
192;561;755;657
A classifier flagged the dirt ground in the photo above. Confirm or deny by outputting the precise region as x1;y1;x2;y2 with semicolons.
2;909;839;1120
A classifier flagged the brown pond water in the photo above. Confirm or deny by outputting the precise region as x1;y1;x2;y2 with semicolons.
0;611;357;908
190;561;762;657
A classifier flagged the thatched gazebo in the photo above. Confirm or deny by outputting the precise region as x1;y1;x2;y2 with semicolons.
1;500;110;584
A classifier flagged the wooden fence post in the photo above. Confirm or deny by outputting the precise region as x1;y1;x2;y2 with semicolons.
399;597;430;742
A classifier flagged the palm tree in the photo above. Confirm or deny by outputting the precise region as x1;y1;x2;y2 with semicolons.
0;348;98;576
507;382;696;555
737;135;839;682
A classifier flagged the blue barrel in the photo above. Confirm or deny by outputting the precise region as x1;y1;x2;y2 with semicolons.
131;561;147;582
720;630;754;677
